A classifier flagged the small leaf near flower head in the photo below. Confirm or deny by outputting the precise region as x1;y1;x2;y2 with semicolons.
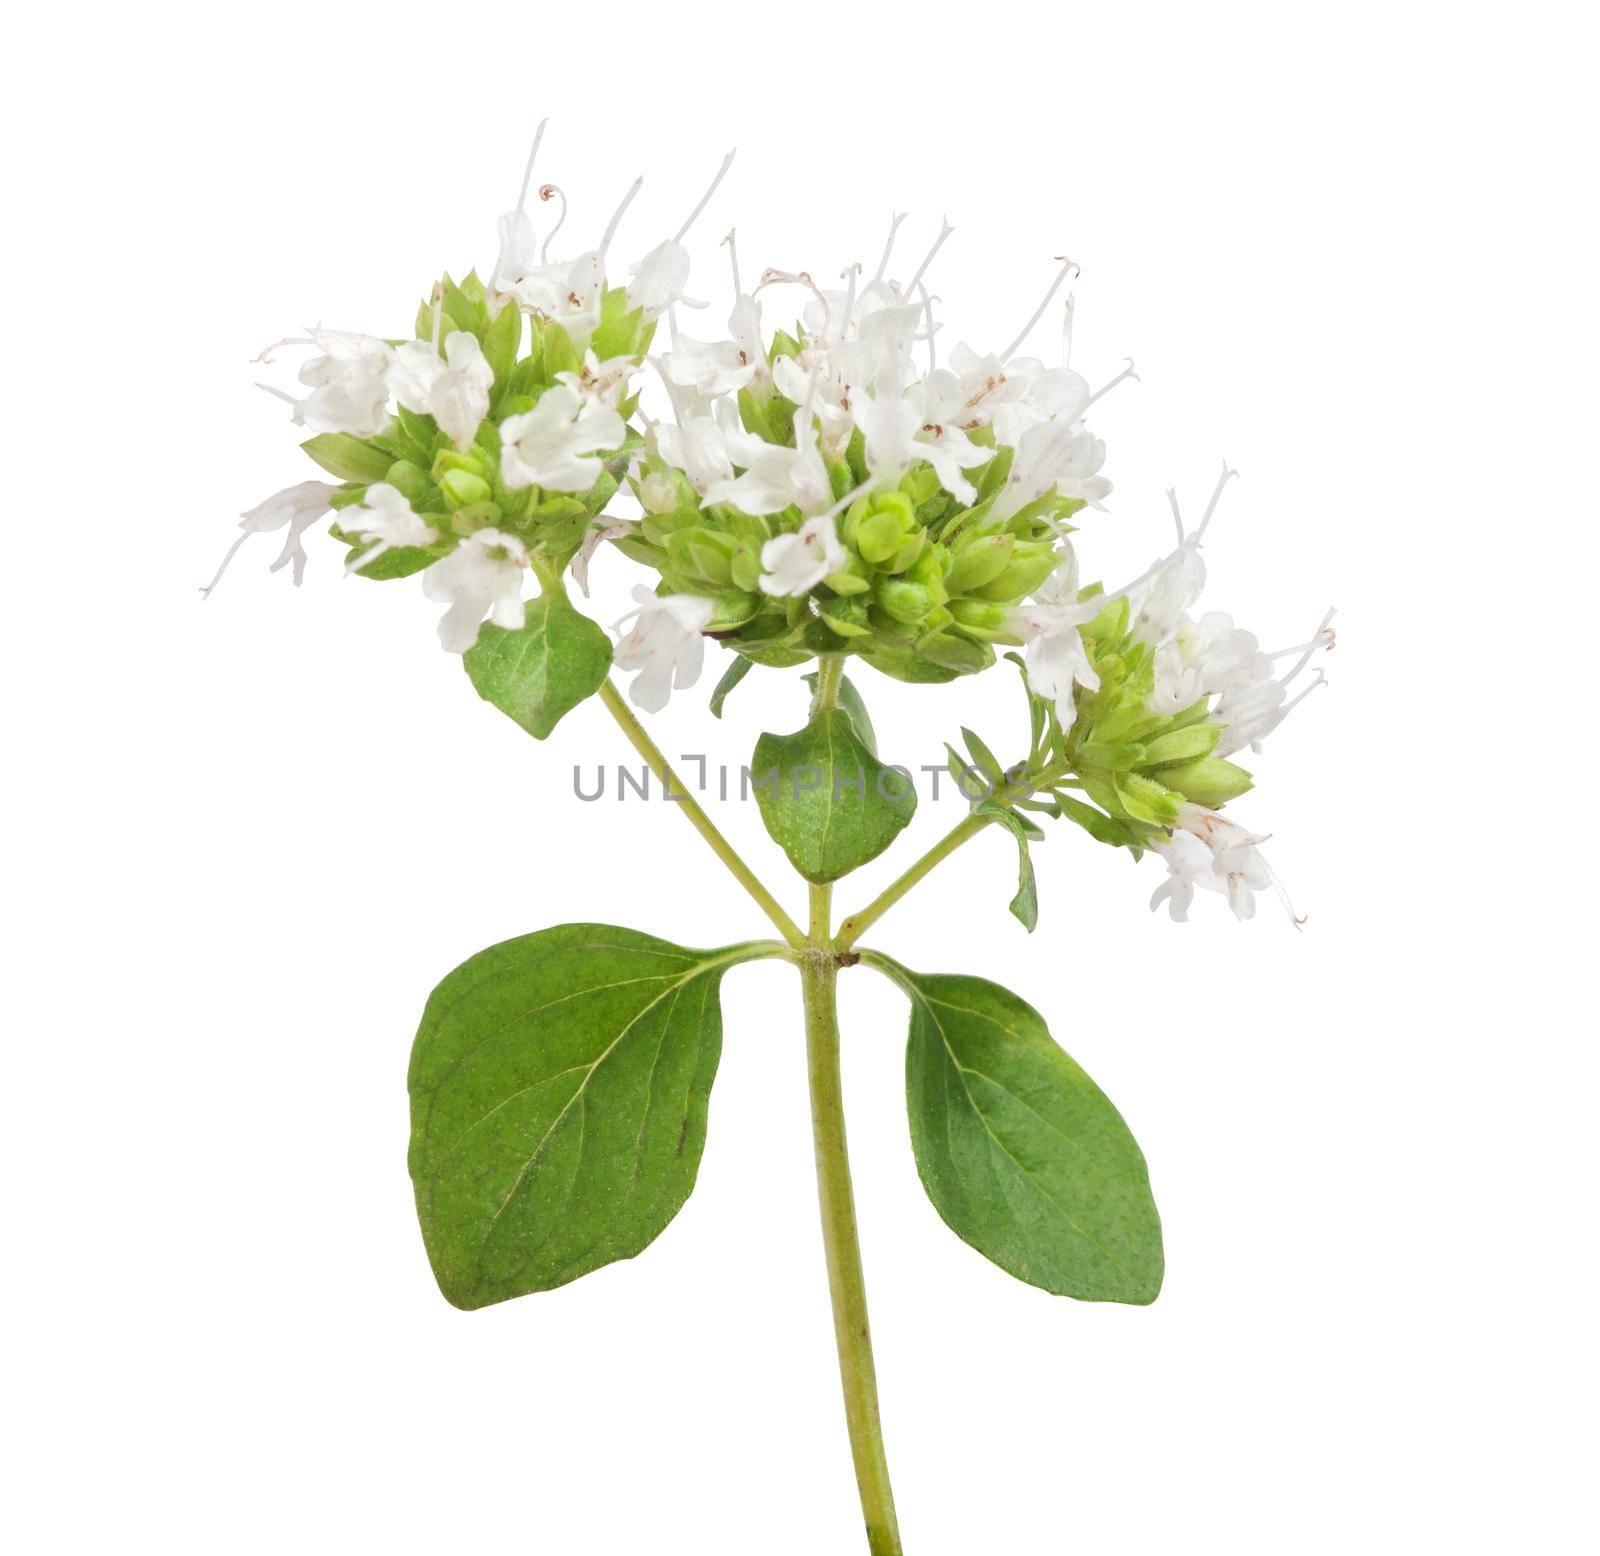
976;803;1039;932
752;710;915;883
299;433;394;484
464;592;613;739
709;654;754;718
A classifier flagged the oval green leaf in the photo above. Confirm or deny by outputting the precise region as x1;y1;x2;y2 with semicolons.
464;592;612;739
886;959;1162;1303
408;924;749;1309
752;710;915;883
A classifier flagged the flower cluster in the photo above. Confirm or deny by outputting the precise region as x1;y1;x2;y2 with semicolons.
217;132;1330;922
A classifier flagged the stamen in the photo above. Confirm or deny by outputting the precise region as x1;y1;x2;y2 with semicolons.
200;531;253;597
872;212;908;283
515;118;549;213
255;382;301;409
1060;294;1076;367
1085;357;1140;410
673;149;736;243
723;229;742;298
1273;607;1338;685
916;282;938;374
758;268;830;340
1166;486;1185;545
1193;461;1238;541
903;217;954;295
538;184;568;262
1001;256;1079;361
253;335;313;365
597;175;644;260
838;261;862;339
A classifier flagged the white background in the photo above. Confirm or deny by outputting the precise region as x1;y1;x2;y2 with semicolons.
6;3;1596;1551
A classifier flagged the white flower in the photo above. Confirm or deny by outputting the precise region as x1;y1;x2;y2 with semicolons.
759;513;847;597
256;328;392;438
390;333;494;451
627;240;692;318
662;324;762;401
612;585;714;712
489;208;539;311
554;351;637;414
1012;548;1102;730
906;373;996;503
701;428;831;517
500;385;626;493
655;403;738;495
202;481;339;595
992;420;1110;521
571;513;632;597
420;529;529;653
1150;804;1290;923
505;253;606;347
343;483;438;574
1130;543;1208;648
1211;609;1336;754
772;352;855;459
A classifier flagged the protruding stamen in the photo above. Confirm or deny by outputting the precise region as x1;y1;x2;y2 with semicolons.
838;261;862;339
515;118;549;214
916;282;938;374
1001;256;1078;361
1194;461;1238;541
1060;294;1076;367
538;184;568;262
1166;486;1185;545
758;268;830;340
255;382;301;409
1273;607;1338;685
904;217;954;295
1085;357;1140;410
872;212;907;283
723;229;742;298
200;531;253;597
674;149;736;244
253;335;313;365
597;175;644;260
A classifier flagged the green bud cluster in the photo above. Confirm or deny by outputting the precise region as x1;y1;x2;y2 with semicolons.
310;271;648;582
623;377;1077;682
982;593;1257;855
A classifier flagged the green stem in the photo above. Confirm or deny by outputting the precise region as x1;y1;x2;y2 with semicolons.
835;810;995;952
597;679;805;947
802;878;903;1556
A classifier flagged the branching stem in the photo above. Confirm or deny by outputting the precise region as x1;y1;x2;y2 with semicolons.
597;679;805;947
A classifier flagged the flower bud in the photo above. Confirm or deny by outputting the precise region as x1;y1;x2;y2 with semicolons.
876;579;933;624
1156;756;1254;806
943;535;1015;594
439;468;493;510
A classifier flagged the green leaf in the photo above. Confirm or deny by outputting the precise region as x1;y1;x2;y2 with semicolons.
464;592;612;739
300;433;394;483
752;710;916;883
709;653;754;718
883;959;1163;1304
962;726;1004;783
803;671;877;754
408;925;752;1309
977;804;1038;931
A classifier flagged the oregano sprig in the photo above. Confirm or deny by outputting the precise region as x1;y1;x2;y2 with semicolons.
217;126;1333;1553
